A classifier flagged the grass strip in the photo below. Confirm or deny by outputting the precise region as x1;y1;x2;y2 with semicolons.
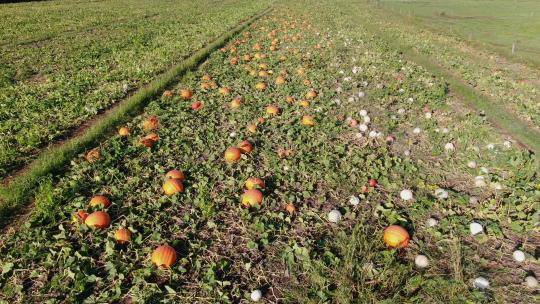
0;7;271;225
360;8;540;154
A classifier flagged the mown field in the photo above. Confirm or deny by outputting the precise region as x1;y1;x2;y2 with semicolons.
0;0;267;178
0;0;539;303
378;0;540;67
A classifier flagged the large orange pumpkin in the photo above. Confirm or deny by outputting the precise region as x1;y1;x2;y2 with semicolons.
241;189;264;207
165;169;185;181
115;228;131;244
266;105;280;115
383;225;410;248
245;177;265;190
237;140;253;154
85;211;111;229
139;133;159;147
142;116;159;130
85;148;100;162
163;179;184;196
224;147;242;163
301;115;315;126
89;195;111;208
118;127;130;136
151;244;177;267
179;89;193;100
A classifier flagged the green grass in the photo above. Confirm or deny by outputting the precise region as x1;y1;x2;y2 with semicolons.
0;7;270;227
377;0;540;67
0;0;268;178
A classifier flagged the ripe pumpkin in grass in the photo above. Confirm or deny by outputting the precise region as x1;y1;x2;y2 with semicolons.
179;89;193;100
115;228;131;244
286;96;295;103
139;133;159;147
151;245;177;267
142;116;159;130
383;225;410;248
301;115;315;126
118;127;131;136
266;105;280;115
89;195;111;208
165;169;185;181
299;100;310;108
200;82;212;90
224;147;242;163
259;63;268;70
285;203;296;215
247;124;257;133
219;87;232;96
73;210;89;223
275;75;286;85
162;90;173;98
191;101;203;110
296;67;306;76
241;189;264;207
230;97;242;108
245;177;265;190
305;90;318;99
230;57;239;65
85;211;111;229
163;179;184;196
85;148;100;162
237;140;253;154
255;82;267;91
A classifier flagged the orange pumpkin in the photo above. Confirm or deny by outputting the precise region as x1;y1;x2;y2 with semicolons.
266;105;280;115
230;97;242;108
85;148;100;162
255;82;267;91
151;244;177;267
191;101;203;110
139;133;159;147
115;228;131;244
301;115;315;126
237;140;253;154
219;87;232;96
85;211;111;229
162;90;173;98
163;179;184;196
286;96;295;103
285;203;296;215
305;90;318;99
73;210;89;223
245;177;265;190
247;124;257;133
89;195;111;208
241;189;264;207
224;147;242;163
275;75;286;85
179;89;193;100
299;100;310;108
118;127;130;136
142;116;159;130
383;225;410;248
165;169;185;181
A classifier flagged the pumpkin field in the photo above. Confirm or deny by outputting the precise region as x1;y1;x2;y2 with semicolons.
0;0;539;303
